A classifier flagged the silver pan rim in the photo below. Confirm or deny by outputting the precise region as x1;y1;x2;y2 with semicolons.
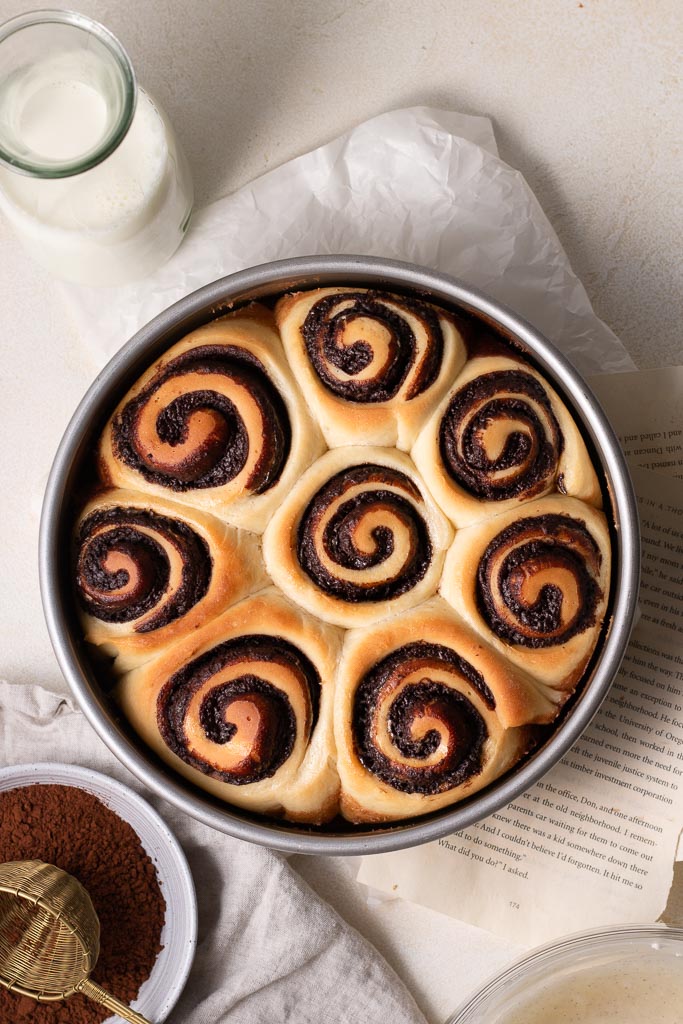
39;255;640;856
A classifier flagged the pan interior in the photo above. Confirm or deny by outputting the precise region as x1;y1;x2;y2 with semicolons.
40;257;638;855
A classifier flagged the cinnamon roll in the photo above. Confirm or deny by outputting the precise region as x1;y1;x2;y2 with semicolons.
335;599;547;823
116;589;343;823
262;447;453;628
74;489;266;671
412;355;601;528
98;305;325;532
77;281;615;829
275;287;467;450
440;495;611;699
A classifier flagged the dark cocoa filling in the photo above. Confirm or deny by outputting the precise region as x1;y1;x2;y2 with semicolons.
157;634;320;784
153;388;246;483
301;291;444;402
476;513;603;648
112;344;291;493
297;464;432;603
76;506;211;631
198;676;295;780
353;641;494;794
438;370;563;500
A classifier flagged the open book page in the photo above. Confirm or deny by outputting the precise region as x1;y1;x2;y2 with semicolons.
359;372;683;945
589;367;683;477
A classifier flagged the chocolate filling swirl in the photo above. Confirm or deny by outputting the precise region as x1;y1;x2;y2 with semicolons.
301;291;444;402
297;464;432;603
112;344;291;493
76;506;211;632
439;370;563;500
353;641;494;794
157;634;320;785
476;513;603;648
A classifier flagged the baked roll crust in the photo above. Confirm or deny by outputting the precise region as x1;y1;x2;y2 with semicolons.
440;495;611;702
73;489;267;671
335;599;548;823
412;354;601;528
81;282;614;830
262;447;453;628
98;305;325;532
116;589;343;823
275;287;467;450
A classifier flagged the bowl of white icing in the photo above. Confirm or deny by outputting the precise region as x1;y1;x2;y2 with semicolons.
449;924;683;1024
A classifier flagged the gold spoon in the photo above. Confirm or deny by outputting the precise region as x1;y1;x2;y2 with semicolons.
0;859;151;1023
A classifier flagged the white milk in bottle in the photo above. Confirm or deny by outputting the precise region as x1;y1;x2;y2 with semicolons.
0;12;193;285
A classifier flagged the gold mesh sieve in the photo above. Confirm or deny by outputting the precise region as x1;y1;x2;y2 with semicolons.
0;860;152;1023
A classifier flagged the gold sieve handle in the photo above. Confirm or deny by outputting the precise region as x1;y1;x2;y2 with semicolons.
77;978;153;1024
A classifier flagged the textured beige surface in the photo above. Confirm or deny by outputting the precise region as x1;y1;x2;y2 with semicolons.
3;0;679;366
0;2;680;1021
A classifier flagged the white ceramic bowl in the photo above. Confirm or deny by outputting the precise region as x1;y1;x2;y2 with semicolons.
0;762;197;1023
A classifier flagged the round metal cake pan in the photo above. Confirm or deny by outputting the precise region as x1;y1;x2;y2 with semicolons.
39;255;640;856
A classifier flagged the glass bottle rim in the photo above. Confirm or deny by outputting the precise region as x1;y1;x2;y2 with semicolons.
0;8;137;178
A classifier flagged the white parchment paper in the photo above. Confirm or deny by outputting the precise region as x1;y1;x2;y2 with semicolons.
61;106;636;377
58;106;650;950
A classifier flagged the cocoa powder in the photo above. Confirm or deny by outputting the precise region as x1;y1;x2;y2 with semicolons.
0;784;166;1024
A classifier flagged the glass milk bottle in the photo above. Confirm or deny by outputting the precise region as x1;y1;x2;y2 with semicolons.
0;10;193;286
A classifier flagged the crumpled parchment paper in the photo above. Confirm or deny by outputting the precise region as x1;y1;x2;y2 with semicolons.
61;106;636;377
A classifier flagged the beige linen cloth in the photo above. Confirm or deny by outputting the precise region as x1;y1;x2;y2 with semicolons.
0;679;426;1024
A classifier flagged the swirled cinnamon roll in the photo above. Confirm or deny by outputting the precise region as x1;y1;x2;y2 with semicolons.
74;489;266;671
262;447;453;628
440;495;611;698
116;590;343;822
98;306;325;532
335;599;548;822
275;287;467;450
412;355;601;528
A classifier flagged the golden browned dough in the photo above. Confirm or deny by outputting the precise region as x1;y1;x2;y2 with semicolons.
74;488;267;671
79;287;614;829
412;354;602;528
262;446;453;628
440;495;611;701
116;589;344;824
276;287;467;450
335;598;549;823
98;305;325;532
